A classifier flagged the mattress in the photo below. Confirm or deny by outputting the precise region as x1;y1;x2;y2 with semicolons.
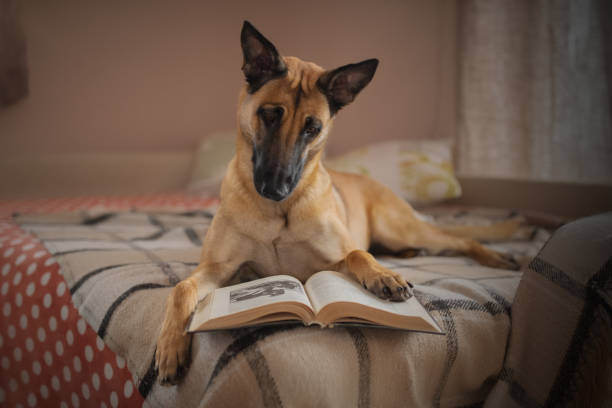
0;193;552;407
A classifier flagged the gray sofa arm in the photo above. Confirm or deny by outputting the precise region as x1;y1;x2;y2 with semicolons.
485;212;612;407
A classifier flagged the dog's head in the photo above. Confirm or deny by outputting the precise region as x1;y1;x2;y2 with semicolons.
238;21;378;202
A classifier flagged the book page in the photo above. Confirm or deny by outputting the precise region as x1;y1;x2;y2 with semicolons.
305;271;393;313
304;271;441;331
206;274;312;319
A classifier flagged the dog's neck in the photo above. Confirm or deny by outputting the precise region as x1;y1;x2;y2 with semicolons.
226;133;332;217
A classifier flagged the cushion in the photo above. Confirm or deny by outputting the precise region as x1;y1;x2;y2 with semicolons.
187;134;462;206
324;139;462;205
186;131;235;196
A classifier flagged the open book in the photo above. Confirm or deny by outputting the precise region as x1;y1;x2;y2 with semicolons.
188;271;443;334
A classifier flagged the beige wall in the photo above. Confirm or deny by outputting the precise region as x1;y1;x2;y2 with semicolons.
0;0;457;197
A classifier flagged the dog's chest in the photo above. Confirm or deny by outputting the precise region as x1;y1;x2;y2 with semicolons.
250;216;344;282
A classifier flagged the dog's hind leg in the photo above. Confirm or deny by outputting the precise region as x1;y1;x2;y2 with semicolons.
368;187;518;270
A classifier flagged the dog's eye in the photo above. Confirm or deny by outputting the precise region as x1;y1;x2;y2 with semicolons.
304;126;319;137
258;106;283;126
302;117;321;139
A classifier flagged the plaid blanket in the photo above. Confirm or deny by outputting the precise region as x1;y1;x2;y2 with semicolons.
484;212;612;407
16;207;565;407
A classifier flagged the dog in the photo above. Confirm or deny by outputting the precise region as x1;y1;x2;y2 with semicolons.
155;21;521;385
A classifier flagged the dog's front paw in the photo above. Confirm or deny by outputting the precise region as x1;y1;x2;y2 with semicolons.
361;267;413;302
155;330;192;386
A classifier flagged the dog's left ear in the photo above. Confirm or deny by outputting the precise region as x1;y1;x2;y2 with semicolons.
241;21;287;93
317;59;379;115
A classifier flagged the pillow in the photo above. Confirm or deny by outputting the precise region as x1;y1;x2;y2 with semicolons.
324;139;461;205
186;131;235;196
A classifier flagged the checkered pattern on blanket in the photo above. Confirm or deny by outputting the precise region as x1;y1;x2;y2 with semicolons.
485;212;612;408
16;208;553;407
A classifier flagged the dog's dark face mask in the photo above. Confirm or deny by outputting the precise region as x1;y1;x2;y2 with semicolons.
250;106;322;201
240;21;378;202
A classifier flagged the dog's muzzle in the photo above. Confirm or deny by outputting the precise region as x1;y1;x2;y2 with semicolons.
252;143;305;202
254;166;298;201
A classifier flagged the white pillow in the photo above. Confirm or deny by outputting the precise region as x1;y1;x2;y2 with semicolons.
187;135;462;205
324;139;462;205
186;131;235;196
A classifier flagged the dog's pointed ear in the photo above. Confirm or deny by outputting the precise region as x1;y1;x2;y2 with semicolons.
317;59;379;115
241;21;287;93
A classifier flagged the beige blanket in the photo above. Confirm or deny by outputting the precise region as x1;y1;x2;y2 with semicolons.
18;207;554;407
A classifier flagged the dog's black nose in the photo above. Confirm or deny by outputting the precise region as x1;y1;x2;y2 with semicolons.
259;180;290;201
253;160;302;202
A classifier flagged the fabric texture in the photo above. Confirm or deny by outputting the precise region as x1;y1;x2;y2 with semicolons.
457;0;612;184
0;194;218;408
0;222;144;408
484;212;612;407
324;140;462;205
14;206;552;407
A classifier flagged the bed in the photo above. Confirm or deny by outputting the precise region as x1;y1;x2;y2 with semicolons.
0;193;610;407
0;194;215;408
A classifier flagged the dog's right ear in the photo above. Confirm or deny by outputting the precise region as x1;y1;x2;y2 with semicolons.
241;21;287;93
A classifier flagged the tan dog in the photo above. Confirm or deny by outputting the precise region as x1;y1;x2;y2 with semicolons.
155;21;520;385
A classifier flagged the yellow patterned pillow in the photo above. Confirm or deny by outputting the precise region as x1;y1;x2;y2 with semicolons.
324;140;461;205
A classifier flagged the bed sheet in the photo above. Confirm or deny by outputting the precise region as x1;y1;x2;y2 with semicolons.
3;194;553;407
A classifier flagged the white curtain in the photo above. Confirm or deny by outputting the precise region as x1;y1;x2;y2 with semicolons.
457;0;612;185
